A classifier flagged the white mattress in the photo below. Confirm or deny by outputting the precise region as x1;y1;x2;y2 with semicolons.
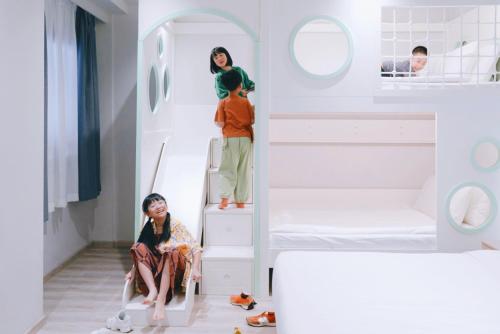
270;208;436;251
273;250;500;334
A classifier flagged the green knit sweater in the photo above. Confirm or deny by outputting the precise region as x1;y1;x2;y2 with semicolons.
214;66;255;100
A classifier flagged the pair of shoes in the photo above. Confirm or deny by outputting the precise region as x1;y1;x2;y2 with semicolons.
106;310;132;333
230;292;257;310
218;198;229;210
246;311;276;327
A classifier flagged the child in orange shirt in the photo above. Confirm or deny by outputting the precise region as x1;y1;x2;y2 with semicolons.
214;69;254;209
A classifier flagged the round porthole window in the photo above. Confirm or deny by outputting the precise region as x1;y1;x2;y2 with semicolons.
290;15;353;79
471;138;500;172
446;182;497;233
148;65;159;113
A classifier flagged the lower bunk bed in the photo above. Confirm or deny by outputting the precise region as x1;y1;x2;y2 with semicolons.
269;207;436;265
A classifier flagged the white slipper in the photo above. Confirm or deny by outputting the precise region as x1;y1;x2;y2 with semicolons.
106;310;133;333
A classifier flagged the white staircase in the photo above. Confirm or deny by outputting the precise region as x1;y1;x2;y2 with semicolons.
122;139;210;327
201;138;255;296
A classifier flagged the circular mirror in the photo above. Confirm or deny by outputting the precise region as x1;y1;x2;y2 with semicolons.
446;183;497;233
162;66;170;101
157;35;164;58
290;16;353;79
148;65;159;113
471;139;500;171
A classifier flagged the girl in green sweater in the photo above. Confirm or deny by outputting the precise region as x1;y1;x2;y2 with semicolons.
210;46;255;99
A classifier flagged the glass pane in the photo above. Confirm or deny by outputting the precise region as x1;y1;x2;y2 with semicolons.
479;5;496;23
395;8;410;23
479;24;495;41
461;7;478;24
293;18;351;76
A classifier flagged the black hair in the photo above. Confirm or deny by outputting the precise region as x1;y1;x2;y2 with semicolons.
210;46;233;74
142;193;166;213
138;193;171;253
220;69;242;92
412;46;428;56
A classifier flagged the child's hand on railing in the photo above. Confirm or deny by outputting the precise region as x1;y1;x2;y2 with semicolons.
192;268;202;282
124;268;135;281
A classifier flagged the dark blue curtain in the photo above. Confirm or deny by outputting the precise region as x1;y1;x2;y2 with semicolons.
76;7;101;201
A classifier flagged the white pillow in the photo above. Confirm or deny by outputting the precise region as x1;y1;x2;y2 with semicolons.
471;43;500;82
449;187;472;225
464;187;491;227
443;41;478;76
413;175;436;219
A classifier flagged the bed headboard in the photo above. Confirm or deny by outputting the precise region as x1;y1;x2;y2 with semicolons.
269;113;435;189
269;188;421;211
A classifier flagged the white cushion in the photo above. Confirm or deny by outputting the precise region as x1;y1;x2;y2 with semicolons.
464;187;492;227
449;187;472;225
443;42;478;75
471;43;500;82
413;175;436;219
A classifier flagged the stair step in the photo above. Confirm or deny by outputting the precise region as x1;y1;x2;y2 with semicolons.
204;204;253;246
204;204;254;215
202;246;254;260
202;246;254;295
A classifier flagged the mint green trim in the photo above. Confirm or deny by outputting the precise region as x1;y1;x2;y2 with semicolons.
470;137;500;172
148;64;160;114
140;8;258;43
134;40;144;239
289;15;353;80
445;182;497;234
253;41;261;296
136;8;261;294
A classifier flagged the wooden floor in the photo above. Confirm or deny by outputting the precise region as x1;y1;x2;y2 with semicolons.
38;246;276;334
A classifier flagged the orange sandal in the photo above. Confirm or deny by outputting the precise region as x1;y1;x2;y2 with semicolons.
246;311;276;327
230;292;257;310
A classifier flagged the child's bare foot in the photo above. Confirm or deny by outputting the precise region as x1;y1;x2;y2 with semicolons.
236;203;245;209
143;289;158;305
218;198;229;210
152;300;165;321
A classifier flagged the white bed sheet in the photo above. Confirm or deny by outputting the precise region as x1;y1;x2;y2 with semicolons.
270;208;436;251
273;250;500;334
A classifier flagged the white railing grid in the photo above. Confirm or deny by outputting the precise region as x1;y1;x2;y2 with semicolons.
381;5;500;88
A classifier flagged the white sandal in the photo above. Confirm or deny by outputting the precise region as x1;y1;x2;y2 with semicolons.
106;310;132;333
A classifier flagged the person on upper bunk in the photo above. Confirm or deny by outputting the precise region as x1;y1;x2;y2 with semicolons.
214;69;255;210
125;193;202;321
381;45;428;77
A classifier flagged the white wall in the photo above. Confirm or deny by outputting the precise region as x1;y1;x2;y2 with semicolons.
92;2;138;243
44;205;92;275
0;1;44;332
